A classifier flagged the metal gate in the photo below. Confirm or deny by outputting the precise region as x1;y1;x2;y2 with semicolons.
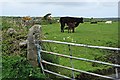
36;40;120;80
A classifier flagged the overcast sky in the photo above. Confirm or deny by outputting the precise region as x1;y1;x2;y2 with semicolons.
0;0;119;18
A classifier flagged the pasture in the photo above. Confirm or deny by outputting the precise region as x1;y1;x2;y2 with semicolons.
41;22;118;77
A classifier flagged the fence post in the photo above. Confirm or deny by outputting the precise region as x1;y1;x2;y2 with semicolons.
115;51;119;79
68;45;75;79
27;24;42;66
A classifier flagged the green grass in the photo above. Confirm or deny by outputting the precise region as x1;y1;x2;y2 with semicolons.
41;22;118;77
42;22;118;47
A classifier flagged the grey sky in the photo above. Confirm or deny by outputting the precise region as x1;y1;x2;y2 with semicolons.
0;0;119;18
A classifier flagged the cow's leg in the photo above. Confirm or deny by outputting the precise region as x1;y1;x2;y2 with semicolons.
61;26;64;32
68;26;70;33
72;27;75;33
68;27;70;33
61;23;65;32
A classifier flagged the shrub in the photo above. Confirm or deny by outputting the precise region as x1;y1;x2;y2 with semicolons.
2;55;46;80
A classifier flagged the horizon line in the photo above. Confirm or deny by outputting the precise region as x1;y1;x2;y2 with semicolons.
0;15;118;18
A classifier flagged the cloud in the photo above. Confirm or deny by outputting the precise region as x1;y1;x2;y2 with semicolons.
0;0;119;2
0;3;2;15
35;2;97;7
1;1;118;17
99;2;118;7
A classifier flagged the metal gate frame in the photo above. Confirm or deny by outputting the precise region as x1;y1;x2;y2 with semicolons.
37;40;120;80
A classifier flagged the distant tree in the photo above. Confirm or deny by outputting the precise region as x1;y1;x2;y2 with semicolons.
90;17;94;22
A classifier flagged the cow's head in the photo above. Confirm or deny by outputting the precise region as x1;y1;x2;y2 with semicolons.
74;17;84;27
79;17;84;23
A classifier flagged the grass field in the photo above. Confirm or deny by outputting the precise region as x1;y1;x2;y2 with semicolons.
42;22;118;47
41;22;118;77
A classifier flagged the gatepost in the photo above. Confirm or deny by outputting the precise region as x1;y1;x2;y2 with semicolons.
27;24;42;66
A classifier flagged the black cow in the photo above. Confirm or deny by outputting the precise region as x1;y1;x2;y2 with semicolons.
60;17;83;32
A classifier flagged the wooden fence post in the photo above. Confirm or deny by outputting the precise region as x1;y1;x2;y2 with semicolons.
27;24;42;66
